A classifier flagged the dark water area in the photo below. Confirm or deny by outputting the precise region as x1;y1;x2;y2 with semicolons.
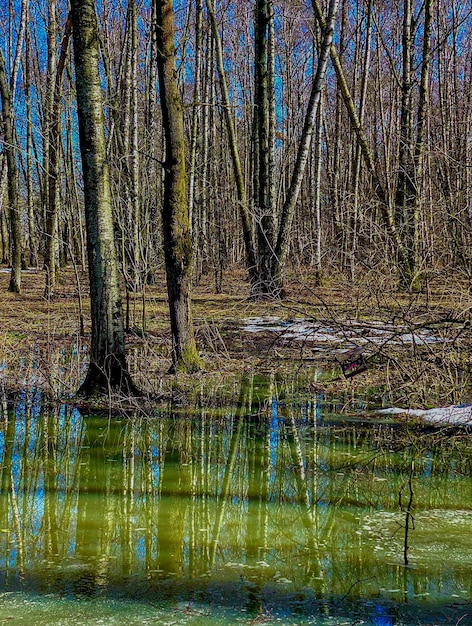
0;376;471;624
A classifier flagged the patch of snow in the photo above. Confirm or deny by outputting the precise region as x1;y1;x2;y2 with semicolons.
0;268;40;273
378;404;472;426
242;316;445;346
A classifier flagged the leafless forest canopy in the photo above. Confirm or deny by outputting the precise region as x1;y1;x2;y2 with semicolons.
1;0;471;294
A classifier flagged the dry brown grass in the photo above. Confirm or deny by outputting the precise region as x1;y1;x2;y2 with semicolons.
0;264;470;408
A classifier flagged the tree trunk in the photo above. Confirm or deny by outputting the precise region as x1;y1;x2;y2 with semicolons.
394;0;417;287
395;0;433;290
312;91;323;285
71;0;137;397
188;0;203;239
253;0;277;297
206;0;258;285
155;0;201;373
273;0;339;288
350;0;373;279
0;48;22;294
44;13;72;298
25;27;39;268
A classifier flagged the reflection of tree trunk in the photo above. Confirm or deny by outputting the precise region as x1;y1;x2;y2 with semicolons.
0;411;17;576
157;421;191;575
242;411;271;614
143;422;158;573
190;413;211;575
246;416;270;564
286;412;323;580
121;425;135;576
76;441;102;561
209;413;243;569
209;377;254;569
42;413;59;558
75;418;118;594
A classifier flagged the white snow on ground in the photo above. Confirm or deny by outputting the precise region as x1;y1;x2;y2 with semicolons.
0;268;40;273
378;404;472;426
242;316;443;346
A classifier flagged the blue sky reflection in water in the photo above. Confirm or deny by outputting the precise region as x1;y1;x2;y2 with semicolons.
0;380;471;625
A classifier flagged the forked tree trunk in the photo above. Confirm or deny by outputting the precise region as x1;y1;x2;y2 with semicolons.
155;0;201;373
71;0;137;397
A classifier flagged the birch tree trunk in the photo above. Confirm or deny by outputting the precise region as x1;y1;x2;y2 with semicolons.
44;13;72;298
43;0;58;297
350;0;373;279
71;0;137;397
188;0;203;238
155;0;201;373
394;0;417;286
206;0;258;286
273;0;339;288
25;27;39;268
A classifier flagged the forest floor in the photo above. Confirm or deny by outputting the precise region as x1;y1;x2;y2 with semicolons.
0;264;471;410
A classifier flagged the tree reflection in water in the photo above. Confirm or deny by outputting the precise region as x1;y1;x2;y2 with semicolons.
0;378;471;623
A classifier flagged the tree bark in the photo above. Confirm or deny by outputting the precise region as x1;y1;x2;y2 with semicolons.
155;0;201;373
71;0;137;397
44;13;72;298
25;26;39;268
0;48;22;294
253;0;277;297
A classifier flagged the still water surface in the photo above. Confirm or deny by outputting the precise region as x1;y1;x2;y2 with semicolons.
0;377;471;624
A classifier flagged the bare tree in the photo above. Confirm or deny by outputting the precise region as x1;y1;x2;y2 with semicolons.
0;0;28;294
71;0;137;397
155;0;201;372
0;48;22;294
44;12;72;298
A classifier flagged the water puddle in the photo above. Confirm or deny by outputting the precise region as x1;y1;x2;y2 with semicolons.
0;377;471;624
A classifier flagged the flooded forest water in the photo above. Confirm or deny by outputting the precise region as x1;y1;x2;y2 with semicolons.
1;374;472;625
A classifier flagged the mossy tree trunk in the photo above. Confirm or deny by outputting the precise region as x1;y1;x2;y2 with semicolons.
71;0;137;397
155;0;201;372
